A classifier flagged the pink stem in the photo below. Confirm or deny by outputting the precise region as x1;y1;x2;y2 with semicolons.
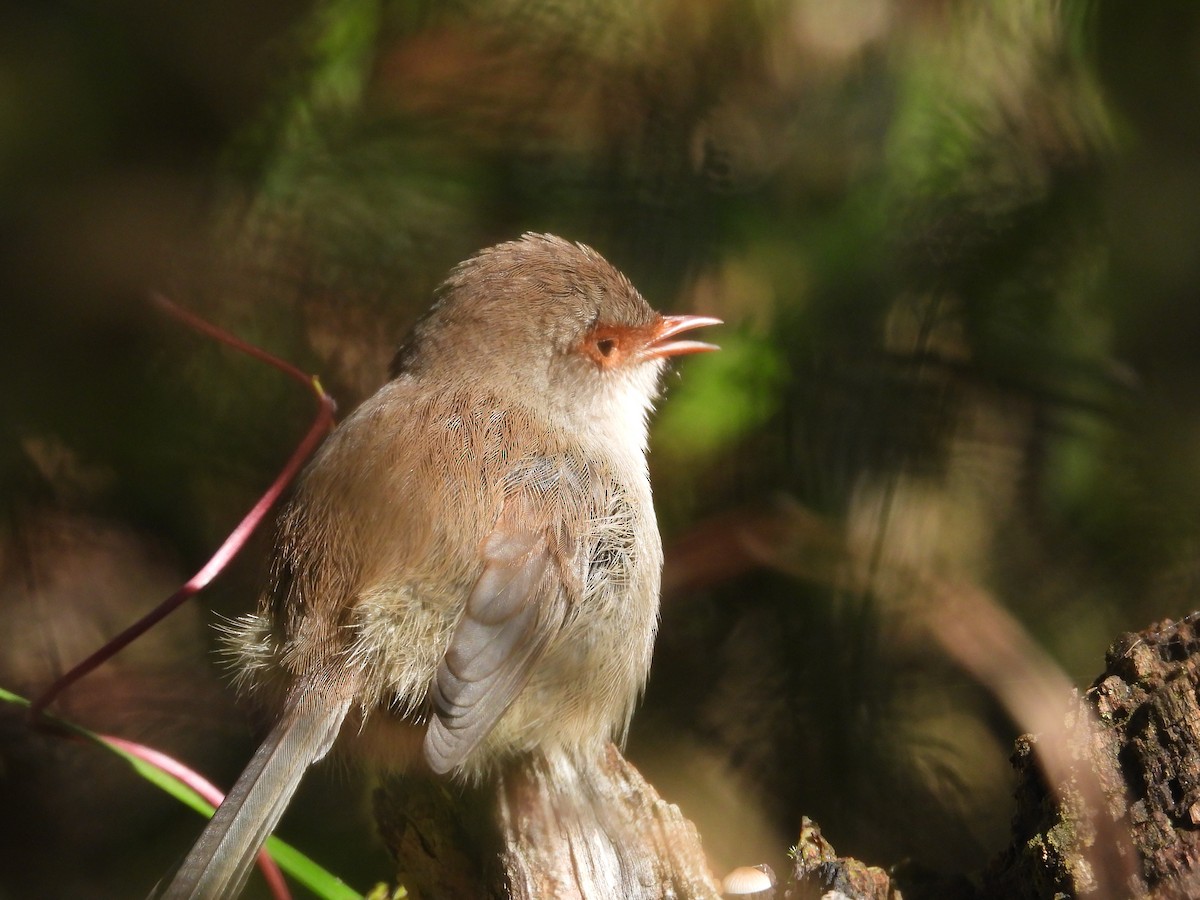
103;735;292;900
31;294;335;716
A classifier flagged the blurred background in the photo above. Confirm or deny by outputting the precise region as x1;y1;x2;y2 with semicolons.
2;0;1199;896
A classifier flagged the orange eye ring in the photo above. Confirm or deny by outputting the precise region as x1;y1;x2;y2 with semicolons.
577;315;720;368
580;326;628;368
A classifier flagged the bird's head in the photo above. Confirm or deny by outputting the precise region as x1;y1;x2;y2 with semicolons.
393;233;719;454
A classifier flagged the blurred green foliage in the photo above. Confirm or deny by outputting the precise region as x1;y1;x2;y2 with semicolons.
655;328;786;463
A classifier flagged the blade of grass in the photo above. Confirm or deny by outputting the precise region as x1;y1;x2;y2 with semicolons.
3;686;364;900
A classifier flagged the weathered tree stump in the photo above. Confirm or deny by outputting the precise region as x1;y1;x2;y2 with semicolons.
983;617;1200;899
374;617;1200;899
375;743;720;899
498;744;720;900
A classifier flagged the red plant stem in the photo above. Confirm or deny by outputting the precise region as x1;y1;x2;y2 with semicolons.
150;293;320;388
31;294;336;717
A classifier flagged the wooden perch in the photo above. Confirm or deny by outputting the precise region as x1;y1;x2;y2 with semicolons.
374;743;720;899
498;744;721;900
373;617;1200;899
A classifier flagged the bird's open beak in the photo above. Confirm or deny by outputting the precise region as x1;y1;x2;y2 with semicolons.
643;315;723;361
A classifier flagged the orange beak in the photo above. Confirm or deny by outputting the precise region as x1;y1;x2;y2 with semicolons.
643;315;723;361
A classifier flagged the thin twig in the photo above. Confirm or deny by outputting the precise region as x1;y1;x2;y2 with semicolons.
31;293;336;716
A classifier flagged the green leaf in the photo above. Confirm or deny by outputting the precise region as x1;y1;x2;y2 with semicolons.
0;686;365;900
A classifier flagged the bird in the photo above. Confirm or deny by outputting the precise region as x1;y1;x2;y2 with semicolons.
160;232;720;898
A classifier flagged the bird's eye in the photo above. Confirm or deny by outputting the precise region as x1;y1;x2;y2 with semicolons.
596;338;616;357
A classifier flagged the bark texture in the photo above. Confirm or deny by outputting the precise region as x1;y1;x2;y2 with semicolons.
374;743;719;900
982;617;1200;899
498;744;720;900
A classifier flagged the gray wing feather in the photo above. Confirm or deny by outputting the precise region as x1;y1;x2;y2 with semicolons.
423;520;567;774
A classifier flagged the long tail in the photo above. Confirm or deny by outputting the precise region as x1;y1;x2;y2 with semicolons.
160;680;354;899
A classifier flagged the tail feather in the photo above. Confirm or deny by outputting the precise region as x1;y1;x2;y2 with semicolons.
160;683;354;899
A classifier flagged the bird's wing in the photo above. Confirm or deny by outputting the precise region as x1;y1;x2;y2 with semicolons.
423;471;575;774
